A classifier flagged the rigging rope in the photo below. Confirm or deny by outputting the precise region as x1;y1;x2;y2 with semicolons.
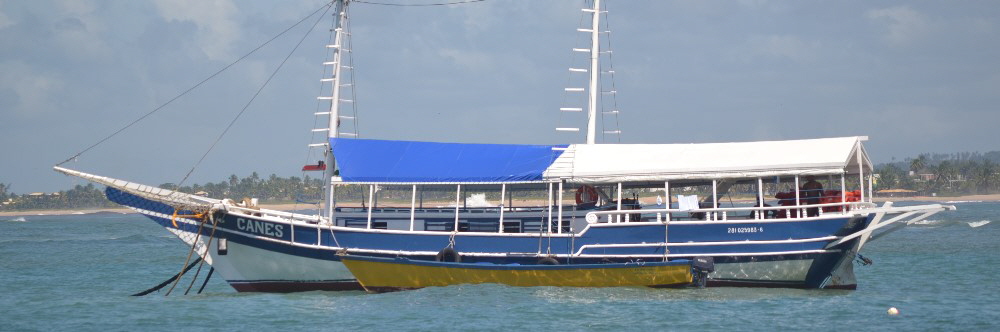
328;223;342;248
55;1;337;167
598;0;623;144
175;2;334;188
164;214;207;296
183;213;221;295
344;10;362;138
131;257;202;296
196;267;215;294
354;0;485;6
302;13;339;202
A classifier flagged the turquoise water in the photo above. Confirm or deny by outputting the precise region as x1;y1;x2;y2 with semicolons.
2;202;997;331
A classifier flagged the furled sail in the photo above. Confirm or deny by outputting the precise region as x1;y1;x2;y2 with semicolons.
53;166;218;211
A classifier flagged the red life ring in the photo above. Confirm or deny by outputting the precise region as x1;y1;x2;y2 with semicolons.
575;185;598;205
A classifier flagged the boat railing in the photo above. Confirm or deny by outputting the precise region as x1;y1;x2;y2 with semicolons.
332;206;552;214
224;204;325;224
221;203;549;223
585;201;878;224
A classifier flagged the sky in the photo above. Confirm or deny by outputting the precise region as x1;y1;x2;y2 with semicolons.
1;0;998;193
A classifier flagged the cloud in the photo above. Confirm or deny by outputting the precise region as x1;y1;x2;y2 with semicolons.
969;17;995;34
152;0;241;60
44;1;113;59
449;1;576;32
0;61;64;116
449;0;499;33
438;48;494;72
0;6;13;30
870;104;958;139
746;34;819;62
866;6;929;46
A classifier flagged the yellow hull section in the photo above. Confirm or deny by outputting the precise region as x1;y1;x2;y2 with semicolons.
341;257;693;291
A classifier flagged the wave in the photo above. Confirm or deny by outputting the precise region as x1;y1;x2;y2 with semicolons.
968;220;991;228
3;216;27;222
907;219;942;226
907;219;992;228
942;200;984;204
0;233;170;245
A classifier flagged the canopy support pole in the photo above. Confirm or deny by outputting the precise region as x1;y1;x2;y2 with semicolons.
794;176;801;219
327;180;335;220
712;179;718;220
616;182;622;223
664;181;671;222
757;177;764;220
409;184;416;231
557;182;564;233
330;184;337;226
547;183;554;233
454;184;461;231
499;184;506;233
868;174;874;203
366;185;374;229
858;142;866;203
841;173;847;210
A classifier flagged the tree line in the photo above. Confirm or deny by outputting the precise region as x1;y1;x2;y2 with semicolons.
0;172;328;211
3;150;999;211
158;172;327;204
875;152;1000;195
0;183;118;211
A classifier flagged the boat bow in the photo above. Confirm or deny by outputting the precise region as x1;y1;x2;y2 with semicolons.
53;166;219;211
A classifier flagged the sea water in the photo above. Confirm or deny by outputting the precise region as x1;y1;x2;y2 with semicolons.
1;202;998;331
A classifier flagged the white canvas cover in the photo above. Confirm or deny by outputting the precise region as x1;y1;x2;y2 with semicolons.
544;136;870;183
677;195;700;210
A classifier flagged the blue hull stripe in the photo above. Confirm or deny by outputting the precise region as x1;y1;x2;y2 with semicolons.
106;187;860;288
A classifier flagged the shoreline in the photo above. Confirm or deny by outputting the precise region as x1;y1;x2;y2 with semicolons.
2;194;998;217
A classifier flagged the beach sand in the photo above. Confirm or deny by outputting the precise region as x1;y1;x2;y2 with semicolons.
3;194;997;217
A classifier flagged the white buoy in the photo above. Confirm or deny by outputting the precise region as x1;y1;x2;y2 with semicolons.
887;307;899;315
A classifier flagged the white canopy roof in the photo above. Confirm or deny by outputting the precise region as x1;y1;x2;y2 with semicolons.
544;136;871;183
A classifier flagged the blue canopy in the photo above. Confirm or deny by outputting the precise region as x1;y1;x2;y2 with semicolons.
330;138;566;183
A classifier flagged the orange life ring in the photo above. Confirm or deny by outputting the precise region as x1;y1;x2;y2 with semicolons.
575;185;598;205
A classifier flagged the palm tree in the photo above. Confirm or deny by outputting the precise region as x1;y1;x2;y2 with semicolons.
0;183;9;202
974;160;998;193
910;154;928;174
876;164;903;190
932;161;957;192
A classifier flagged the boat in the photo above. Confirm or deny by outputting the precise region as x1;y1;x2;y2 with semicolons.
54;0;955;292
339;254;710;292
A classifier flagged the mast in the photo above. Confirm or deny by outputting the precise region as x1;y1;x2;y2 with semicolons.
585;0;601;145
556;0;620;144
327;1;348;140
324;0;350;219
